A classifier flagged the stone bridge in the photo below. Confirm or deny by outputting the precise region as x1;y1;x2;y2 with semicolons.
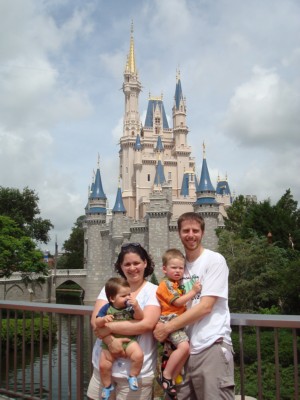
0;269;88;303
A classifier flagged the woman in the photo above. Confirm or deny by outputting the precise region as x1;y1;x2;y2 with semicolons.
87;243;160;400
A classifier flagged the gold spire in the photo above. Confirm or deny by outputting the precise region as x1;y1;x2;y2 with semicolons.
203;142;206;159
126;20;136;74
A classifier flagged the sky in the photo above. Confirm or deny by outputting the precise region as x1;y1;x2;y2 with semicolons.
1;0;300;253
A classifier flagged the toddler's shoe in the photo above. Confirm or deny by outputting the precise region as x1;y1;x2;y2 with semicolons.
101;384;114;399
128;376;139;391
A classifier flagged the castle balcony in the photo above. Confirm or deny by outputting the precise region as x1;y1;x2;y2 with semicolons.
0;301;299;400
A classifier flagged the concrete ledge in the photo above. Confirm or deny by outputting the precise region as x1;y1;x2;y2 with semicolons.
235;396;257;400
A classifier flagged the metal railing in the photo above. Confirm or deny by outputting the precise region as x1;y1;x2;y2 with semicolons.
231;313;299;400
0;302;299;400
0;301;94;400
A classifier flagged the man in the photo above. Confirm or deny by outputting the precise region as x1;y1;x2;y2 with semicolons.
154;212;235;399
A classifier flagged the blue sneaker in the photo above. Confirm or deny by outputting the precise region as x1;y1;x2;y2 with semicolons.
128;376;139;391
101;384;114;399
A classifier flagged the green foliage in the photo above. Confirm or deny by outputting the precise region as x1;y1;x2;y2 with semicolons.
223;190;300;251
218;230;292;312
218;189;300;314
58;216;85;269
1;316;57;349
235;362;296;400
0;216;48;281
220;190;300;397
150;273;159;285
0;186;53;244
232;328;300;399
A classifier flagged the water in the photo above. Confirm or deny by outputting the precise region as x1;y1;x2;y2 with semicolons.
1;292;92;399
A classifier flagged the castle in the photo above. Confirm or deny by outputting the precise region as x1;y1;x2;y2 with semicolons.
83;25;232;304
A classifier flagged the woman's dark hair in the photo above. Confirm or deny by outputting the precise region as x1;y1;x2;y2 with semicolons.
114;243;155;279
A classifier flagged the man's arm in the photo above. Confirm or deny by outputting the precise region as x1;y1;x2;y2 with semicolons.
154;295;217;342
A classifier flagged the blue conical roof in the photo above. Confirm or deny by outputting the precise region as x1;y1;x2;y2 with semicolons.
198;159;215;192
155;135;164;152
90;168;106;199
145;99;169;129
134;134;142;150
154;160;166;185
180;172;189;197
216;180;231;196
175;78;183;110
195;146;218;206
112;186;126;213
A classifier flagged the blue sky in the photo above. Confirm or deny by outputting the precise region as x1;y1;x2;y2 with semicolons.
1;0;300;252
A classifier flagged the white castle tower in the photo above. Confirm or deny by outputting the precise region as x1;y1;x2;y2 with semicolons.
83;24;232;304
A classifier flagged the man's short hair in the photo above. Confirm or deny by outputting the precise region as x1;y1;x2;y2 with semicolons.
177;212;205;231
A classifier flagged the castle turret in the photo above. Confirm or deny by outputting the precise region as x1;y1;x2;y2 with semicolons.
133;132;143;219
155;135;164;152
111;184;127;255
112;185;126;214
154;159;166;187
216;173;233;218
120;22;142;218
172;70;188;148
194;143;220;250
84;158;110;304
180;171;198;197
86;158;107;220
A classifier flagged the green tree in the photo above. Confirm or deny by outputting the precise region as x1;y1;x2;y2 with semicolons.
273;189;300;249
223;190;300;251
222;195;254;234
0;186;53;243
218;230;290;313
0;216;48;283
58;216;84;269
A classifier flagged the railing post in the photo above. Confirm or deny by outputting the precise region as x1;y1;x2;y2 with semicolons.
239;325;245;400
76;315;84;400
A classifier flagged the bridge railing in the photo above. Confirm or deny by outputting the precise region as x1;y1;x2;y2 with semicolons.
0;269;87;284
52;269;87;276
0;301;299;400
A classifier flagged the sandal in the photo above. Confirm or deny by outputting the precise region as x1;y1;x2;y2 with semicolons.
157;374;177;400
128;376;139;391
101;384;114;400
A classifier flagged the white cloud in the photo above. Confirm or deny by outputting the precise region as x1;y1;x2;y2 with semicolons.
1;0;300;252
222;66;300;148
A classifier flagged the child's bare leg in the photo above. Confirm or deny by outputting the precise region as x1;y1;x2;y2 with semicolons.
125;341;144;377
99;349;115;387
163;340;190;381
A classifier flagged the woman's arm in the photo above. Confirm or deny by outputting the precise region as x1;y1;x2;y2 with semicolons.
105;305;160;336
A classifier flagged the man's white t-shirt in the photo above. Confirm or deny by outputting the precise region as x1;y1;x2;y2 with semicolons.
183;248;232;354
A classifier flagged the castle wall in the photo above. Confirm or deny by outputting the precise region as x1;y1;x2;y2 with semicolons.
84;222;113;304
